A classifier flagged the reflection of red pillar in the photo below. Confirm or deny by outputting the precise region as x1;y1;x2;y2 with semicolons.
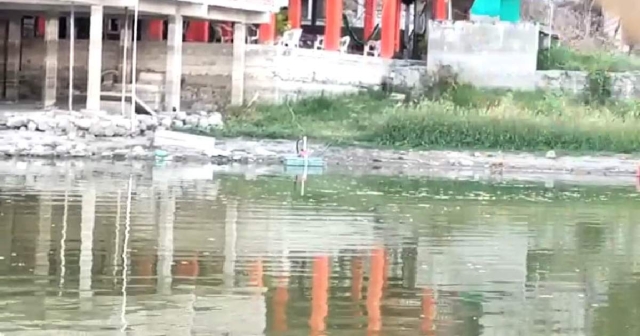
324;0;343;51
421;288;437;334
136;254;154;286
185;21;209;42
175;255;200;278
259;14;277;44
364;0;376;40
351;256;363;301
273;277;289;332
37;16;46;37
147;19;164;41
394;0;402;52
433;0;447;20
380;0;397;59
250;259;264;288
309;256;329;336
289;0;302;29
367;248;385;333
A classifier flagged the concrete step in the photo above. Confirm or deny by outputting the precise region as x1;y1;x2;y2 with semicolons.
113;83;163;93
138;72;165;85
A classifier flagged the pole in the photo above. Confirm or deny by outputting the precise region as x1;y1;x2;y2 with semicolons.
68;4;75;111
121;8;130;116
130;2;140;131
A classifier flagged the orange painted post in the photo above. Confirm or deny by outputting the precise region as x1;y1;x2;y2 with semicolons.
309;256;329;336
421;288;437;334
273;276;289;332
259;14;277;44
380;0;397;58
324;0;343;51
367;248;385;333
433;0;447;20
394;0;402;52
364;0;377;40
147;19;164;41
289;0;302;29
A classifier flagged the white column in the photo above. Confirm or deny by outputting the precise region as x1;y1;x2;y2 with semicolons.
5;17;21;101
86;6;104;111
43;14;59;109
231;23;246;106
80;186;96;310
223;200;238;287
164;15;183;112
157;186;175;295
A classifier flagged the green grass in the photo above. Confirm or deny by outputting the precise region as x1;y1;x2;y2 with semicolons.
538;45;640;72
211;86;640;153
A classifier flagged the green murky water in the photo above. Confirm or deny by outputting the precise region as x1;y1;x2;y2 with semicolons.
1;166;640;335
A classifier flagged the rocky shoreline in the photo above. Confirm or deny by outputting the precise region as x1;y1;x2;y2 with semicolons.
0;110;639;182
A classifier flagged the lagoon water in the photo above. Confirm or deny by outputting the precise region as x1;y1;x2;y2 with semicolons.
1;163;639;335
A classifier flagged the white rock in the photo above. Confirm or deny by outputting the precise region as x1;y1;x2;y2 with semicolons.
75;143;88;152
175;111;187;121
55;145;70;156
172;119;185;128
74;118;92;130
546;150;557;159
458;158;474;167
208;112;224;128
198;116;211;129
253;147;277;157
186;115;199;127
7;116;27;128
27;121;37;132
161;117;172;129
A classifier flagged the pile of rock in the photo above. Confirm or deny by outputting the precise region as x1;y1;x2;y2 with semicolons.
159;111;224;131
0;109;224;138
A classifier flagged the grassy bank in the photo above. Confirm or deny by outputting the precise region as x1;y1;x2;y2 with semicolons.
214;86;640;153
538;45;640;72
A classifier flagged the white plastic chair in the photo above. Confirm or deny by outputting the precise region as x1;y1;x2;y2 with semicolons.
339;36;350;53
363;40;381;57
278;28;303;48
247;25;259;44
313;35;324;50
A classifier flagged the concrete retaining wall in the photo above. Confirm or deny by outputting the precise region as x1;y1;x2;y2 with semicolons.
427;20;540;89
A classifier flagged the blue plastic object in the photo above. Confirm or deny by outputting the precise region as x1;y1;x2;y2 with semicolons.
282;155;325;167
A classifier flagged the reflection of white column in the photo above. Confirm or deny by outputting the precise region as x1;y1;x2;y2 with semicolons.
80;185;96;310
35;193;52;317
36;193;52;275
0;202;14;272
157;186;175;295
223;200;238;287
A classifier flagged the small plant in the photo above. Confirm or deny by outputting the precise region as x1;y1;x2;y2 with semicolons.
584;69;612;105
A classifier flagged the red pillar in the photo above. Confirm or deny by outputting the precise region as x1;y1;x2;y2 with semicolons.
289;0;302;29
433;0;447;20
185;21;209;42
367;248;385;334
394;1;402;53
324;0;343;51
380;0;397;58
309;256;329;336
364;0;376;40
259;14;277;44
147;19;164;41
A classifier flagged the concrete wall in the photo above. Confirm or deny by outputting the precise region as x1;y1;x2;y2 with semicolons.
536;70;640;100
426;20;540;89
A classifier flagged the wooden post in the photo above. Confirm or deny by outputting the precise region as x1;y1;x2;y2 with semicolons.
186;20;209;42
367;248;385;332
394;0;402;52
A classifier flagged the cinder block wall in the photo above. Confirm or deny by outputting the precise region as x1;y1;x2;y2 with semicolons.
427;20;540;89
